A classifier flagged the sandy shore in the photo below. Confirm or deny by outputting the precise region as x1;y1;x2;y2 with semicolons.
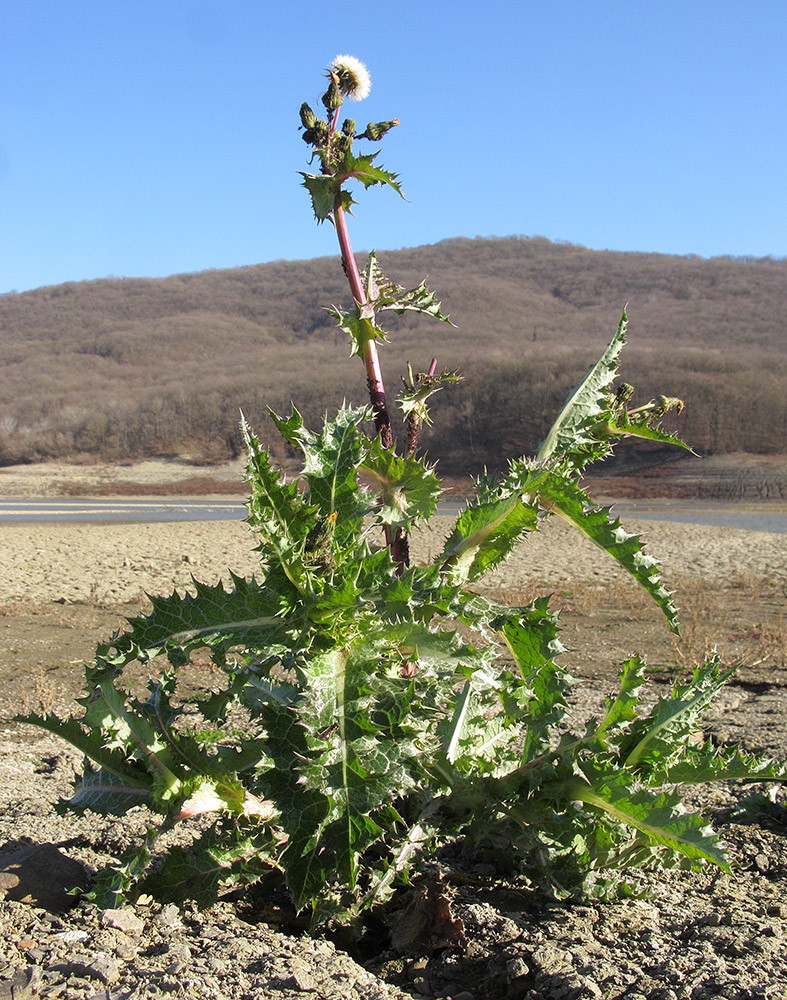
1;514;784;606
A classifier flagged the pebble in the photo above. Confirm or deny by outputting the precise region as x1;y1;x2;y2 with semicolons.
99;908;144;935
86;955;120;985
53;930;90;942
156;904;182;928
506;956;530;981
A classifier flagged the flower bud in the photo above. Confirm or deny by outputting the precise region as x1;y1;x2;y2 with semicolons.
360;119;400;141
301;120;328;147
322;77;343;111
299;102;318;129
615;383;635;406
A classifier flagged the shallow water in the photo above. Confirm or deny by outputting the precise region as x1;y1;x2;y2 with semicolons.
612;500;787;534
1;497;786;533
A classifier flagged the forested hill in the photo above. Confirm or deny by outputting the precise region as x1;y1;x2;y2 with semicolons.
1;236;785;474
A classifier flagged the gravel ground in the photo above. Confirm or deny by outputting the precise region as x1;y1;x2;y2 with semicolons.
1;511;786;1000
2;676;786;1000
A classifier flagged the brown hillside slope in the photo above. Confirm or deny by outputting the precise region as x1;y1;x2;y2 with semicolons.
1;236;784;472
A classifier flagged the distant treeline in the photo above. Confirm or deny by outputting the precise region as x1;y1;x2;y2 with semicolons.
1;236;785;473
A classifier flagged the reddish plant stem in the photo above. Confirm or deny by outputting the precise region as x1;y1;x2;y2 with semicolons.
333;203;393;449
333;199;407;569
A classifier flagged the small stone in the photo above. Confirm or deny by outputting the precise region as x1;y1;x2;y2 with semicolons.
506;956;530;981
86;955;120;985
754;853;769;872
54;930;90;942
100;908;144;935
531;943;574;975
0;967;41;998
581;976;603;998
157;903;182;928
65;975;93;991
165;942;192;975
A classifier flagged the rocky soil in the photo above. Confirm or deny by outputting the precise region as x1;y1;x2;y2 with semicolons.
2;677;786;1000
1;496;786;1000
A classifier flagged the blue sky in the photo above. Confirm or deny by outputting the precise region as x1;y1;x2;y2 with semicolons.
2;1;786;294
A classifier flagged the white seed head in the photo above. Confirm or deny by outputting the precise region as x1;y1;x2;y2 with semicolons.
330;55;371;101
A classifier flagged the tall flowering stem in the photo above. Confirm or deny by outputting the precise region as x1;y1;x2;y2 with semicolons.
299;56;409;567
333;198;404;567
333;202;393;450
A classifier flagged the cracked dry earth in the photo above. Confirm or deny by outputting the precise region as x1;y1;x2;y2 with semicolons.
1;518;786;1000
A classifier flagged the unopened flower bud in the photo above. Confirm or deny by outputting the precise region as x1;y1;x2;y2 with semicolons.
322;76;343;111
299;102;318;129
301;120;328;146
360;119;400;141
615;383;635;405
342;118;356;137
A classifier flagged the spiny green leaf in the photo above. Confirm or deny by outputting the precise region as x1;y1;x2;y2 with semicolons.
15;712;152;791
362;251;453;324
501;599;565;679
101;574;300;663
501;601;572;761
399;362;463;429
435;602;566;777
140;822;277;907
538;475;679;633
85;828;161;908
621;655;735;773
58;765;153;816
440;495;540;585
537;310;627;467
339;149;404;197
361;555;459;625
566;773;729;870
326;306;389;357
590;656;648;747
300;172;342;222
243;414;315;588
74;666;182;801
276;404;372;535
361;441;442;529
662;738;787;786
258;628;434;910
600;415;694;453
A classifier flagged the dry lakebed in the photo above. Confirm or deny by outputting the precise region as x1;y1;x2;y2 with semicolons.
0;462;785;1000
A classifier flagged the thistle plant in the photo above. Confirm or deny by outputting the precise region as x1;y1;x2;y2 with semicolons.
21;57;787;930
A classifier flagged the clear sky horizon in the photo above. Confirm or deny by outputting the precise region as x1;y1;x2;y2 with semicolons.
2;1;786;295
